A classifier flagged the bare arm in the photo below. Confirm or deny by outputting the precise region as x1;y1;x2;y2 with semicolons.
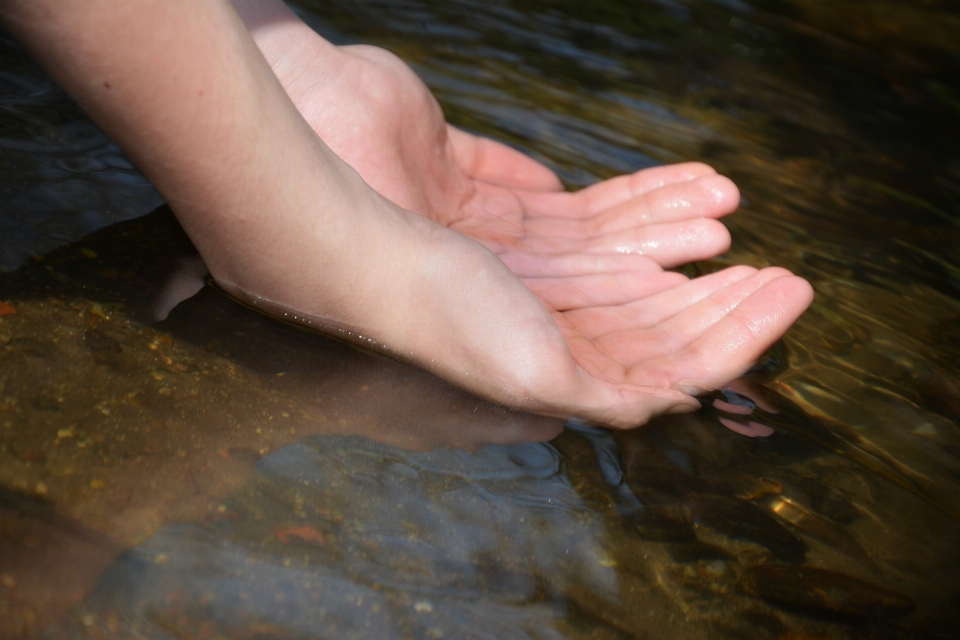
0;0;369;294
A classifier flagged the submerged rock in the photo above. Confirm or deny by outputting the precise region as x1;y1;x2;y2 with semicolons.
738;565;915;619
759;495;877;571
797;476;862;525
690;495;807;564
623;503;696;542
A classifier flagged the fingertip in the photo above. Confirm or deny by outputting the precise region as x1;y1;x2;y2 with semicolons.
793;276;815;305
647;218;731;268
699;174;741;215
708;218;733;256
775;274;815;314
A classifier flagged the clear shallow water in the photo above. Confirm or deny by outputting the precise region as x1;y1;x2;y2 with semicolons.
2;0;960;638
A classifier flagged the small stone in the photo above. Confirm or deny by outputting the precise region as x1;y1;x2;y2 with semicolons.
154;553;169;564
35;482;48;495
414;601;434;613
79;248;98;259
89;304;109;320
704;560;727;577
57;428;74;439
1;574;15;588
90;479;106;489
0;301;16;316
912;423;937;437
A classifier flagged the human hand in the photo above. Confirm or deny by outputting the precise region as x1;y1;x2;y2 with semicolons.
198;1;812;426
262;39;735;265
230;1;738;266
232;18;810;424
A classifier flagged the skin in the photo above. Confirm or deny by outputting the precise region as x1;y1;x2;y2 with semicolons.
0;0;812;430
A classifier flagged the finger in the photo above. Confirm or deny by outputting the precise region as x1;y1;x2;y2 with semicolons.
498;251;663;277
447;126;564;192
718;417;775;437
471;218;730;269
524;173;739;237
523;270;688;311
519;162;720;218
592;173;739;230
564;265;760;339
625;275;814;392
554;218;732;268
596;268;794;361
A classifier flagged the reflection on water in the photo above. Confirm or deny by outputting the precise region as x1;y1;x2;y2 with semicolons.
2;0;960;638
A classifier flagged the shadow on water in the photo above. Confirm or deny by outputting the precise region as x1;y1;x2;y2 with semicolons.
1;0;960;638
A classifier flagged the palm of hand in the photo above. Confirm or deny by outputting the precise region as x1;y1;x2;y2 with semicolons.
292;45;812;421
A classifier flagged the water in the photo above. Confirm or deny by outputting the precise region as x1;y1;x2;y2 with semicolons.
2;0;959;637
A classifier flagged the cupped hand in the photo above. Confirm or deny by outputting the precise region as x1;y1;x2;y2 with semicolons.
264;35;814;426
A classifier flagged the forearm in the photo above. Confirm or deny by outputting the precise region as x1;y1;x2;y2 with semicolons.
0;0;363;292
